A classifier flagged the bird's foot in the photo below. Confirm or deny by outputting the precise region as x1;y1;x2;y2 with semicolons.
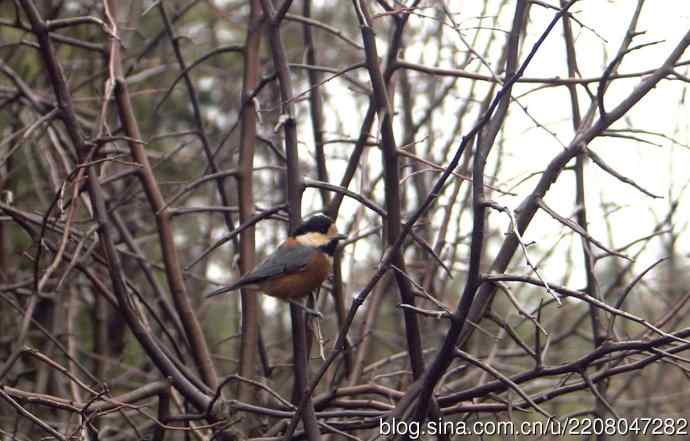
288;300;323;320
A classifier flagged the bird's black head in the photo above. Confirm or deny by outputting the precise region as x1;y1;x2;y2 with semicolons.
294;213;333;236
294;213;346;256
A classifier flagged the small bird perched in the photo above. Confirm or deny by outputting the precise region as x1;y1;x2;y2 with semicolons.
206;213;346;301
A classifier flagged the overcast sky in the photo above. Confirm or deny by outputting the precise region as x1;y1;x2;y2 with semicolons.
208;1;690;306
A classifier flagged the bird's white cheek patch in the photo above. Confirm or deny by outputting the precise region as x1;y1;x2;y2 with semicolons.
296;232;330;247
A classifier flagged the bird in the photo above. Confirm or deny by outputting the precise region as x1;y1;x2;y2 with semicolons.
206;213;346;302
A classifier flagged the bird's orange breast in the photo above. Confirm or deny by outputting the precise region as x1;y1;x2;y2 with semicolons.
259;250;331;299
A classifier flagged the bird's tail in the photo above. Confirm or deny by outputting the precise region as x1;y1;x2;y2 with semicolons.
205;282;241;298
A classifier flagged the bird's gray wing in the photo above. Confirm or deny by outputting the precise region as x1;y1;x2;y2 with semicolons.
230;243;316;288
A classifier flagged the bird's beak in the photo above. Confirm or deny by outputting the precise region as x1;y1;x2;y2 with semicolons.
335;234;348;241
